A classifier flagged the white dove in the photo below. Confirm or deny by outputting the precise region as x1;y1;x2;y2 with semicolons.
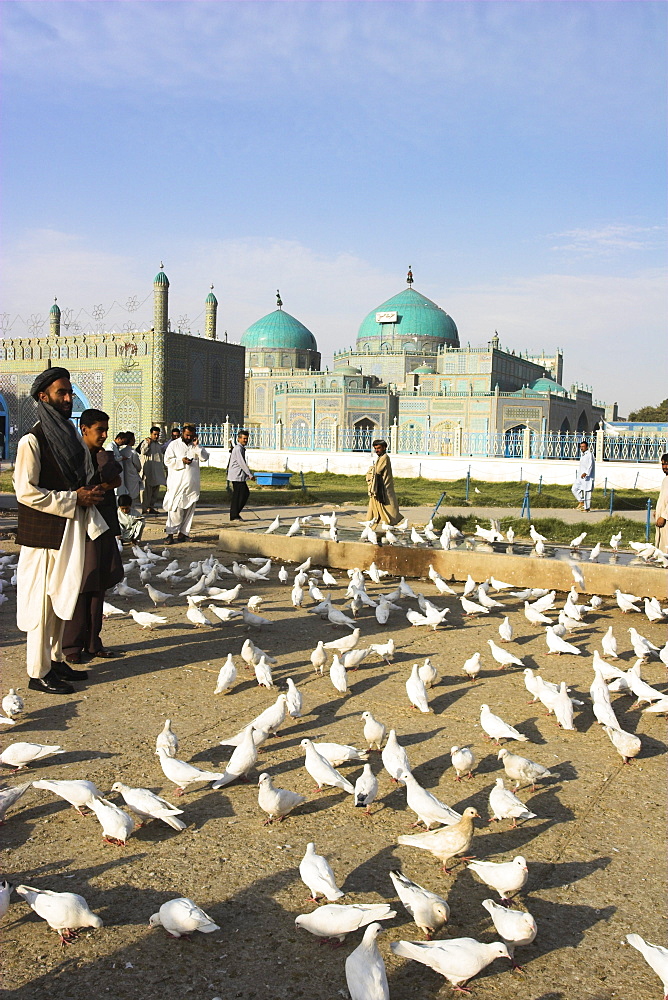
324;628;361;654
482;899;537;969
628;627;660;660
487;639;524;670
601;626;618;658
16;885;102;943
345;922;389;1000
354;764;378;814
545;627;581;655
524;601;552;625
0;742;64;769
0;782;32;822
296;903;396;943
626;933;668;997
589;542;601;562
310;641;327;675
32;778;100;814
265;515;280;533
111;782;186;831
362;711;386;750
570;531;587;549
114;578;142;597
301;739;354;794
401;771;461;829
145;583;171;606
529;525;546;544
480;704;528;743
488;778;537;827
2;689;24;720
468;855;529;901
102;602;126;617
257;772;306;823
88;796;135;845
156;719;178;756
419;657;438;688
211;726;259;788
462;652;481;681
149;897;219;937
603;725;642;763
498;617;513;642
313;743;368;767
254;655;274;689
156;748;225;795
616;589;641;613
450;746;475;781
369;638;395;664
129;609;167;629
390;937;510;991
382;730;412;780
299;842;344;901
214;654;237;694
461;596;489;616
389;870;450;939
208;583;242;603
248;693;288;735
406;664;431;713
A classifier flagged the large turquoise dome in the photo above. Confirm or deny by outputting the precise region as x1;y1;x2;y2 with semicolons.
241;309;317;351
356;287;458;351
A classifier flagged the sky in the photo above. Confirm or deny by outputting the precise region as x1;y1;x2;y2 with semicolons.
1;0;666;414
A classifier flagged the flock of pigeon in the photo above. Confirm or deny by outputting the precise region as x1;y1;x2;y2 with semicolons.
1;521;667;998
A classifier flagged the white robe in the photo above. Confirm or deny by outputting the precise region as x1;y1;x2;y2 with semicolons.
577;449;595;486
14;432;107;632
162;439;209;513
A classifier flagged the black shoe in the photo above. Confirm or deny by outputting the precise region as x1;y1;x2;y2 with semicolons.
52;660;89;681
165;535;175;545
177;533;189;542
28;670;74;695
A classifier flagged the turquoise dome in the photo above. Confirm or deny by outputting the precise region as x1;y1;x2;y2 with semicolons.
154;267;169;286
412;364;436;374
241;309;317;351
50;300;61;317
334;364;363;375
530;376;567;394
356;287;458;348
206;291;218;305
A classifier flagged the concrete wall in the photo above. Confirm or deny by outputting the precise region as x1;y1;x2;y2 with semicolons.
203;448;663;491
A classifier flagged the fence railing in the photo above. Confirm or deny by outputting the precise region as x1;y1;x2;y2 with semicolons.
196;422;667;463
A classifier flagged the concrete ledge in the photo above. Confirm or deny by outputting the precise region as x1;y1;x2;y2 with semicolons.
218;528;667;600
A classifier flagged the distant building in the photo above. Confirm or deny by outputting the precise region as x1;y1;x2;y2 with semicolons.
243;271;607;451
0;266;245;457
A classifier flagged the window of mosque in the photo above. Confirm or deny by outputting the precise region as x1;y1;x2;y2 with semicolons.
211;363;223;399
265;355;275;367
59;345;68;359
255;385;266;412
281;354;290;366
381;343;390;353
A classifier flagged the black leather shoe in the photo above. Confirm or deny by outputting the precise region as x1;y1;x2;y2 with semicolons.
165;535;175;545
28;670;74;695
177;533;189;542
52;660;89;681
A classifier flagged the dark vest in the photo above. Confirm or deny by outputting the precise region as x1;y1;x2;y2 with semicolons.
16;423;73;550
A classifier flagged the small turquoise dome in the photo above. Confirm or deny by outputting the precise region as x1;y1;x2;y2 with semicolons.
50;300;61;317
334;364;363;375
154;265;169;287
206;291;218;306
530;376;567;394
412;364;436;374
241;309;317;351
356;287;458;349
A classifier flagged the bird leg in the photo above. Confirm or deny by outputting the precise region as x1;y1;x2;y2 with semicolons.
466;772;474;780
175;787;185;797
452;984;472;994
511;960;524;973
262;817;274;826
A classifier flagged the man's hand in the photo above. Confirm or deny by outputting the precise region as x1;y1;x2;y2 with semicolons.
581;473;586;478
76;486;105;507
657;516;666;528
182;457;192;465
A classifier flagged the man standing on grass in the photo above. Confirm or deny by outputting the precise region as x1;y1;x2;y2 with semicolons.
162;423;209;543
139;425;166;514
655;452;668;553
571;440;595;512
228;429;255;522
13;368;108;694
366;439;401;527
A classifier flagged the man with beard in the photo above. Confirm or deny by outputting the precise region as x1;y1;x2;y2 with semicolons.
13;368;108;694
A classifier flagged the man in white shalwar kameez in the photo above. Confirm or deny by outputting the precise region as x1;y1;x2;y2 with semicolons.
162;423;209;542
14;368;108;694
571;440;595;511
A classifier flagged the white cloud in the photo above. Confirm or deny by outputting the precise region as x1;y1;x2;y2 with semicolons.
2;230;665;414
548;225;664;256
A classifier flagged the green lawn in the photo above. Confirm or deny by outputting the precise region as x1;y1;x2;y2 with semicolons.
0;466;656;515
433;513;651;546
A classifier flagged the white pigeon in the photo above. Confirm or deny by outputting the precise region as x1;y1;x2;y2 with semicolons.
529;525;546;545
296;903;396;942
354;763;378;814
382;730;411;780
345;922;389;1000
626;933;668;997
180;575;207;597
450;746;475;781
419;657;438;688
265;515;280;534
628;627;660;660
468;856;529;901
477;586;503;609
463;574;477;596
115;578;142;597
102;602;126;617
369;638;395;664
16;885;102;942
323;628;361;655
482;899;537;968
545;626;581;655
462;652;481;681
291;583;304;608
0;782;32;822
149;897;219;937
32;778;100;814
156;719;178;756
644;597;665;623
506;526;515;544
145;583;171;606
254;655;274;689
362;711;386;750
186;601;212;627
389;870;450;939
497;748;552;791
299;842;344;901
570;531;587;549
0;742;64;769
610;531;622;550
257;772;306;823
111;782;186;831
156;747;225;795
549;682;576;730
488;778;537;827
2;689;24;720
616;589;641;613
625;661;665;706
310;641;327;675
313;743;368;767
88;796;135;845
242;608;271;626
523;668;549;704
524;601;552;625
328;607;357;628
248;693;288;735
480;704;528;743
301;739;354;794
211;726;259;788
461;596;489;616
247;595;264;612
531;590;557;613
406;664;431;713
390;937;510;991
401;771;461;829
285;677;303;717
589;542;601;562
601;626;618;658
603;725;642;763
487;639;524;669
342;647;370;671
498;617;513;642
329;654;348;695
129;609;167;629
208;583;242;603
214;655;237;695
278;565;289;584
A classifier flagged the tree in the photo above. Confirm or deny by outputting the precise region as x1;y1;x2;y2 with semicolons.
627;399;668;422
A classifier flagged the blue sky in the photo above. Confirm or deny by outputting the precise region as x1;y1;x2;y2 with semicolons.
1;0;666;413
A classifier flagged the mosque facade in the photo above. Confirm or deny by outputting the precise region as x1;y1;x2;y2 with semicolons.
0;267;245;458
242;271;608;452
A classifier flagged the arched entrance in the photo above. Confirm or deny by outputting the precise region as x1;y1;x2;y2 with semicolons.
577;411;589;435
504;423;525;458
71;384;92;426
352;417;376;452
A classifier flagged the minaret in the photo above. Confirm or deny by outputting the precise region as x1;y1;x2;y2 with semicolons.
205;285;218;340
49;298;61;338
153;262;169;335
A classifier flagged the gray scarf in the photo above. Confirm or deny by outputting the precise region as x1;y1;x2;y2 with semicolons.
37;400;94;488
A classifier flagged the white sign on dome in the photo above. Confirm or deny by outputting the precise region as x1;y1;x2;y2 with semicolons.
376;311;398;323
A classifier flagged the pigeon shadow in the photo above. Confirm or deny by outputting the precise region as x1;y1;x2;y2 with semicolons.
15;699;82;733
